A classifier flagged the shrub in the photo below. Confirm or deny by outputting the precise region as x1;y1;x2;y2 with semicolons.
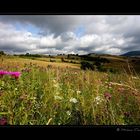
81;61;95;70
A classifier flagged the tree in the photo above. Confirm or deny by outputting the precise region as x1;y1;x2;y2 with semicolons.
0;51;5;55
25;53;30;56
81;61;95;70
67;54;70;59
61;57;65;62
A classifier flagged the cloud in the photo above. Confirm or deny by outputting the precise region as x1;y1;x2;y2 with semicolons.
0;15;140;55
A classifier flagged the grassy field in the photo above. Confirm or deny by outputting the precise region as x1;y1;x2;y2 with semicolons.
0;55;140;125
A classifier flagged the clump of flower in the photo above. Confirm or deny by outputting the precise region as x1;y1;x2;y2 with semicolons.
104;92;112;100
0;71;8;77
0;70;21;79
66;111;71;116
0;117;7;125
77;90;81;94
9;72;21;79
70;98;78;103
94;96;103;105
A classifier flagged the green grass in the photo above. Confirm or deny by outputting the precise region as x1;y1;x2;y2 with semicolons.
0;57;140;125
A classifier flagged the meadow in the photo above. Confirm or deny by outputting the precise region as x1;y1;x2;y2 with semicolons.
0;55;140;125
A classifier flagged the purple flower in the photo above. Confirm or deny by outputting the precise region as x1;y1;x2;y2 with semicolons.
0;117;7;125
8;72;21;79
0;71;21;79
0;71;8;77
104;92;112;100
0;71;8;75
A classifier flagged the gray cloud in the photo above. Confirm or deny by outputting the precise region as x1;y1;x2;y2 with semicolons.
0;15;84;36
0;15;140;55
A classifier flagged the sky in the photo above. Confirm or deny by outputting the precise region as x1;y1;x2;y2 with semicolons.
0;15;140;55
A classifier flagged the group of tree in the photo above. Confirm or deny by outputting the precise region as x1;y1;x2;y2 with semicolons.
0;51;6;55
61;57;79;64
58;53;78;56
19;53;42;57
80;61;117;73
79;55;110;63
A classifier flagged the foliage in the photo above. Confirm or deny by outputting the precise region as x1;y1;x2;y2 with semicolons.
0;57;140;125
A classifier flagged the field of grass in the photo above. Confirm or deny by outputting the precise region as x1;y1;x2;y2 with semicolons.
0;56;140;125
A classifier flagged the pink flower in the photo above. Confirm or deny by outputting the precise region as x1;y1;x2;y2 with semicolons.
0;71;8;77
8;72;21;79
0;70;21;79
0;117;7;125
104;92;112;100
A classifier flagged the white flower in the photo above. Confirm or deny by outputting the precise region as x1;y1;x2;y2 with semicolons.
94;96;103;105
95;96;100;101
15;88;18;91
66;111;71;116
77;90;81;94
54;96;63;100
70;98;78;103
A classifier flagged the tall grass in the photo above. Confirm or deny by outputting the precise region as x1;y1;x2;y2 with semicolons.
0;60;140;125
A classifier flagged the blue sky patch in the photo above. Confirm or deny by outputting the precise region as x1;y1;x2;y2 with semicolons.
74;25;85;38
15;22;40;35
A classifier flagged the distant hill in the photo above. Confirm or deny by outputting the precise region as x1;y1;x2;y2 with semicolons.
121;51;140;57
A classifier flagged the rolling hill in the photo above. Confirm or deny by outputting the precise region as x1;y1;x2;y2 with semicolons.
121;51;140;57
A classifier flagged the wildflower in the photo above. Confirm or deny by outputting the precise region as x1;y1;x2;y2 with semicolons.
15;88;18;91
76;90;81;94
70;98;78;103
94;96;103;105
0;71;8;77
66;111;71;116
0;117;7;125
117;87;125;92
9;72;21;79
54;96;63;100
104;92;112;100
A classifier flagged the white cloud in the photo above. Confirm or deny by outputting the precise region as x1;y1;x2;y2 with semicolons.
39;35;61;48
0;15;140;55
